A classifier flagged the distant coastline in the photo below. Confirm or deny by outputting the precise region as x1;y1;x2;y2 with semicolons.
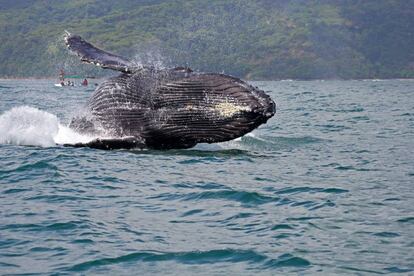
0;1;412;80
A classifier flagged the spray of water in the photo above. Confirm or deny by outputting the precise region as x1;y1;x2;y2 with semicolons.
0;106;95;147
130;42;171;70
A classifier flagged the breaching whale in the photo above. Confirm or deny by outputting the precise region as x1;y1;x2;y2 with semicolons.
65;32;275;150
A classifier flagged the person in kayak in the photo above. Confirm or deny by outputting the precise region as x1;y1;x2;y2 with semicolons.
59;69;65;82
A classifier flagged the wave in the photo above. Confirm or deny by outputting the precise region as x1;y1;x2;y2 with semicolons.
0;106;95;147
216;133;325;152
67;249;310;272
148;188;280;206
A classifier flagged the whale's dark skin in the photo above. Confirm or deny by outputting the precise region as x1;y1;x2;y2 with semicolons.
65;33;275;150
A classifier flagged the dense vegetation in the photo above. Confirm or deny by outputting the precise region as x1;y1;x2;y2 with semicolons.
0;0;413;79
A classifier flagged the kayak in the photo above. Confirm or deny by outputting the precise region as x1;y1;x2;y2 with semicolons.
54;83;81;87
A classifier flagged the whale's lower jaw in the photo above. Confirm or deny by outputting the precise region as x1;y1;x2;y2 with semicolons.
64;136;145;150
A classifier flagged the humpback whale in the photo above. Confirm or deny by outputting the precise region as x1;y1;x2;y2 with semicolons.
64;33;275;150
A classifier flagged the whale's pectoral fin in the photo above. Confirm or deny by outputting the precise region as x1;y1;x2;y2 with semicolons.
64;31;134;73
64;136;145;150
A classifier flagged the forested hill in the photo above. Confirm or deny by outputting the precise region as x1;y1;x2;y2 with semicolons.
0;0;413;79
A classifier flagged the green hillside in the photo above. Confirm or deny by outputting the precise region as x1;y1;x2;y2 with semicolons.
0;0;413;79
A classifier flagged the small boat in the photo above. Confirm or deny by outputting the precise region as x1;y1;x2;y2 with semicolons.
55;81;75;87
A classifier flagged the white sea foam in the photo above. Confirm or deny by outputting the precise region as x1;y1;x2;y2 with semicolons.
209;132;257;150
54;124;96;145
0;106;95;147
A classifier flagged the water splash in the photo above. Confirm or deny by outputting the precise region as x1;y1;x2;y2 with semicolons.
0;106;95;147
130;41;171;70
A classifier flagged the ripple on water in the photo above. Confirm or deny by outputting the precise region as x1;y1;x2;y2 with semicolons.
271;224;295;231
25;194;94;203
396;217;414;224
67;249;310;272
0;159;58;174
0;221;89;232
264;253;311;268
149;190;278;206
233;135;326;151
0;261;19;268
274;186;349;195
180;209;204;217
384;267;414;273
2;188;31;194
373;232;400;238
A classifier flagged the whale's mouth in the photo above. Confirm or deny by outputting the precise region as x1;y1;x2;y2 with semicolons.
64;136;145;150
251;87;276;119
264;99;276;118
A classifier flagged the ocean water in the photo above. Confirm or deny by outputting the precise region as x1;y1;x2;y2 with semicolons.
0;79;413;275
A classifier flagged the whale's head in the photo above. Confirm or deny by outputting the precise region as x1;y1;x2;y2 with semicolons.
207;76;276;128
